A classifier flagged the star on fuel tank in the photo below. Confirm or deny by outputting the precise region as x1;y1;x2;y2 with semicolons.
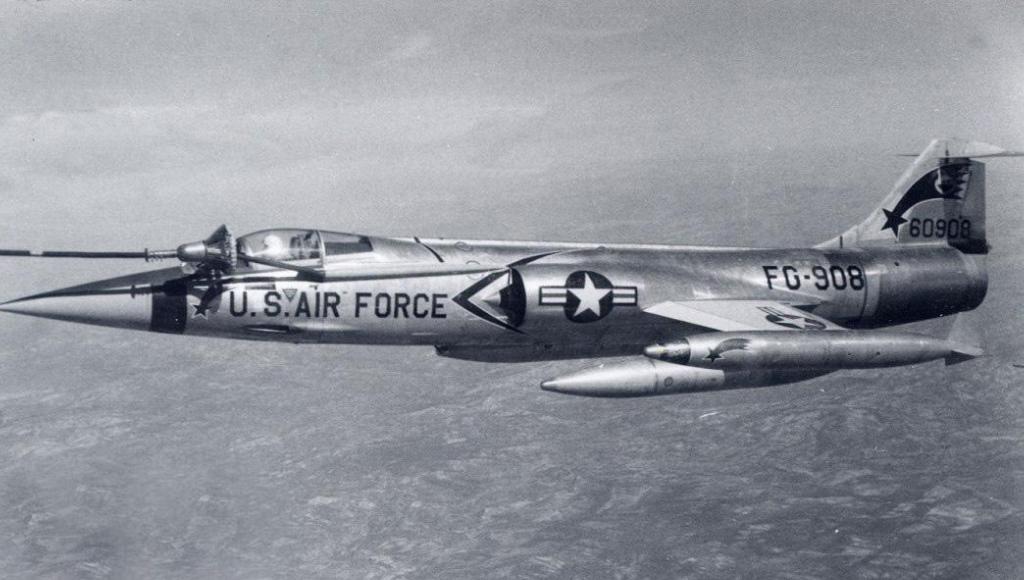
569;273;611;317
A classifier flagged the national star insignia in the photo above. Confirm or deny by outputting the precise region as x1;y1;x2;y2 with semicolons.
568;273;611;317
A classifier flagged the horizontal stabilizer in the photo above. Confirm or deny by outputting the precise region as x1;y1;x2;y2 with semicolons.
897;140;1024;158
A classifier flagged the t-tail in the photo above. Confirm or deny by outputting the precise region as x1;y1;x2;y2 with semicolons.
818;138;1023;254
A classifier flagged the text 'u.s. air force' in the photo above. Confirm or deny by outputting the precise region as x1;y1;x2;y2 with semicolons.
227;290;447;319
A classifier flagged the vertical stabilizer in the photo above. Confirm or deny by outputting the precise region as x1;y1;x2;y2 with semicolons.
818;139;1022;254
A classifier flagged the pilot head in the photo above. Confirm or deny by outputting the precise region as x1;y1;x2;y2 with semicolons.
261;234;285;258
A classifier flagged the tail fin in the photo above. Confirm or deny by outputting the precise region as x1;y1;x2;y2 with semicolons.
818;139;1022;254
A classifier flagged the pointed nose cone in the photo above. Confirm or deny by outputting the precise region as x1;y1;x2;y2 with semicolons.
540;377;568;393
0;290;151;330
0;268;185;332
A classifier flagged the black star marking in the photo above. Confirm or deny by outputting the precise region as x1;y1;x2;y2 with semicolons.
189;278;227;319
881;208;908;236
191;302;211;319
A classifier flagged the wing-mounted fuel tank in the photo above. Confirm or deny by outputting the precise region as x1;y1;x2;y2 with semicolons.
644;330;973;370
541;358;830;397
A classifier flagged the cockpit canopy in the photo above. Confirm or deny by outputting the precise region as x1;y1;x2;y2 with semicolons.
237;229;373;263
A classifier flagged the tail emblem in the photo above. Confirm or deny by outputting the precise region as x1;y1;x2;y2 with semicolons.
881;163;971;237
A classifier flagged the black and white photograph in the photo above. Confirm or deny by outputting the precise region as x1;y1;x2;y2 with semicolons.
0;2;1022;578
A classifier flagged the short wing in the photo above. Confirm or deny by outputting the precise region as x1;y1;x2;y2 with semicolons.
644;299;842;331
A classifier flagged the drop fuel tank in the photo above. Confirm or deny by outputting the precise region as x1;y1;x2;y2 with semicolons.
540;358;829;398
643;329;976;371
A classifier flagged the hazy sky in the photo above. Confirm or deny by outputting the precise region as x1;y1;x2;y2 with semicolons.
0;1;1022;248
2;5;1024;577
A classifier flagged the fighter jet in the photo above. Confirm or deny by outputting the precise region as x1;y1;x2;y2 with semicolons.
1;138;1019;397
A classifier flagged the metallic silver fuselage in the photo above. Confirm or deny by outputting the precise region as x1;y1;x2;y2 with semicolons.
96;235;985;361
1;235;984;363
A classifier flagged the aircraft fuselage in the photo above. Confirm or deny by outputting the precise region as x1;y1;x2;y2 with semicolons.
4;236;985;363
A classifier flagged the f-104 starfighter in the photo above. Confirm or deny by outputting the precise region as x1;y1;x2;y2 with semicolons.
1;139;1019;397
